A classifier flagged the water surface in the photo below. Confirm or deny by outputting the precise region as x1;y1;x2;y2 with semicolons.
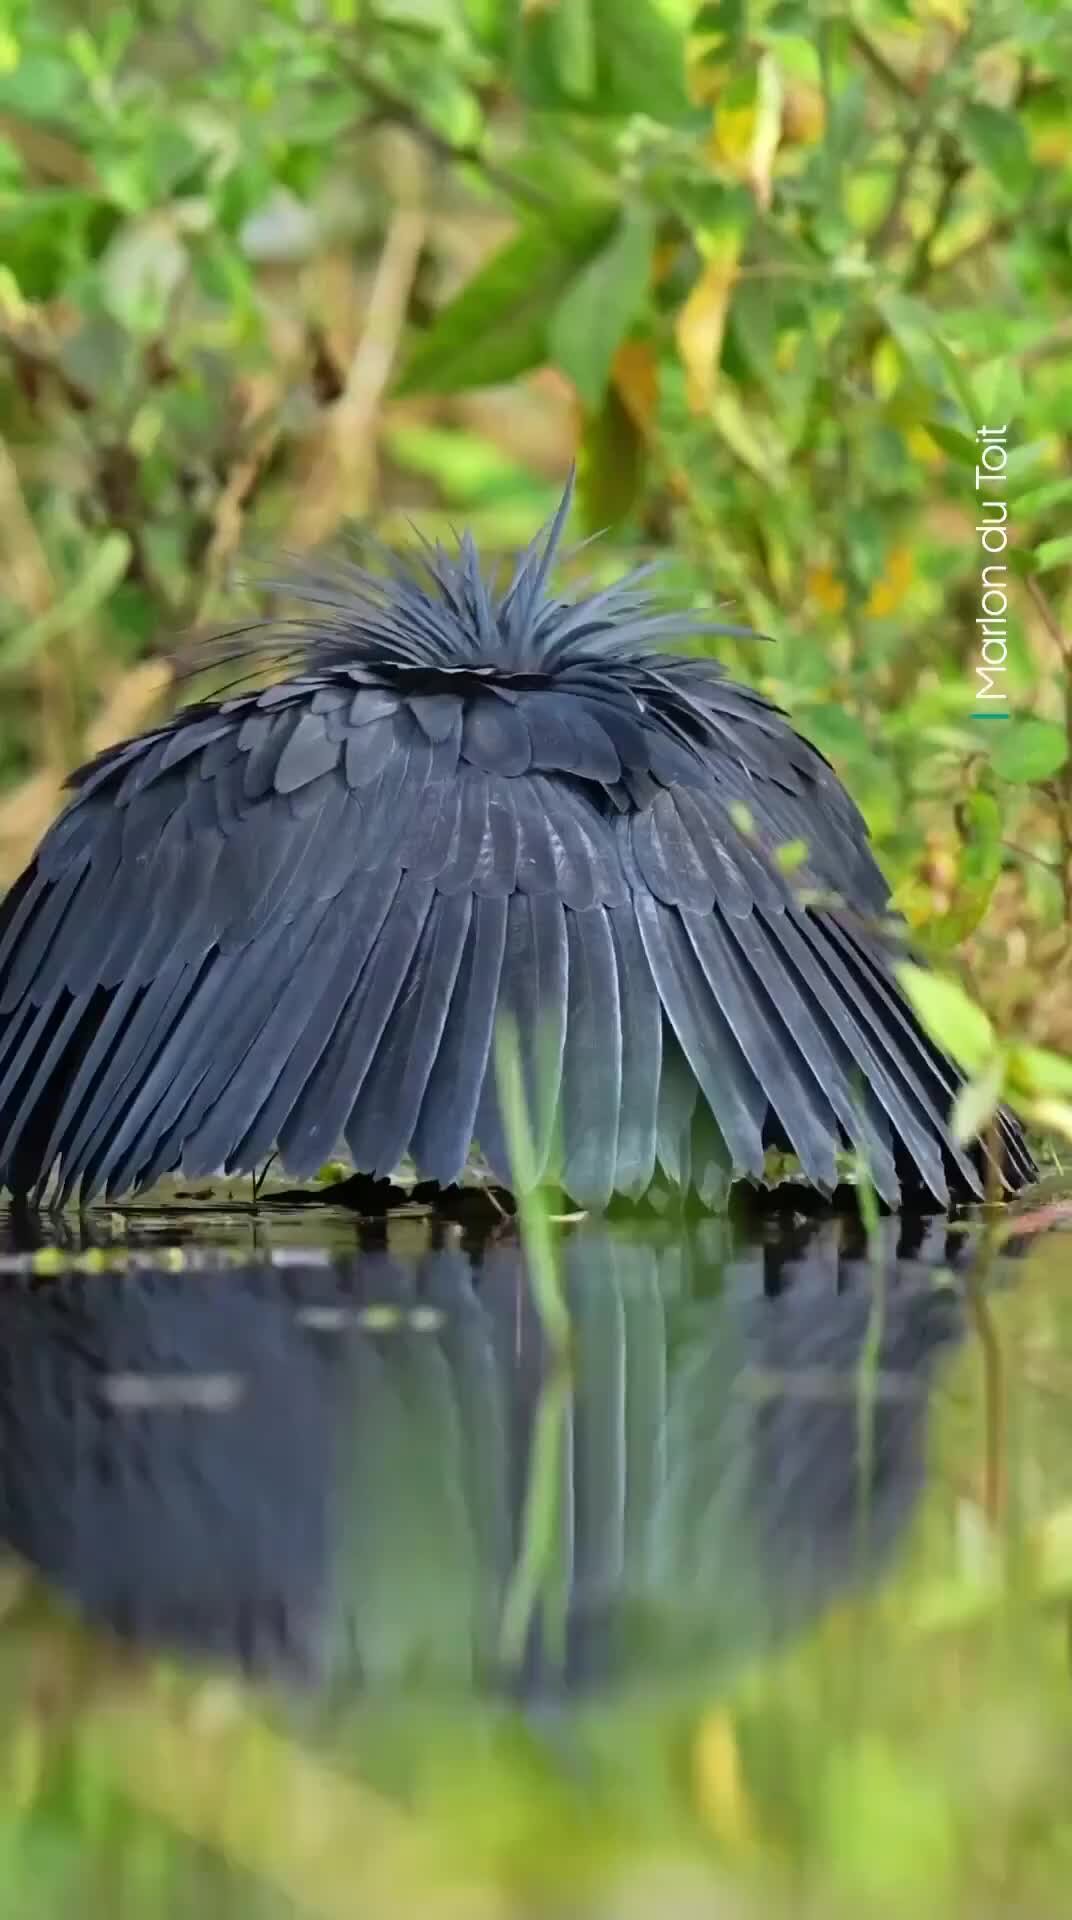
0;1194;1067;1918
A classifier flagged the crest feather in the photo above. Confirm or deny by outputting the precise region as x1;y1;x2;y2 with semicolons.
184;472;755;694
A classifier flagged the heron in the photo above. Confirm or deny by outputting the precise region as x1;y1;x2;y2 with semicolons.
0;482;1034;1210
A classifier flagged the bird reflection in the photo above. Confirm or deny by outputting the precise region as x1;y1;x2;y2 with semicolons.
0;1215;990;1696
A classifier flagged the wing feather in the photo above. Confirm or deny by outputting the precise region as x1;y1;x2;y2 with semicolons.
473;892;568;1184
681;908;840;1189
277;874;435;1176
411;894;508;1187
634;893;766;1177
345;891;473;1176
560;907;622;1208
723;907;899;1202
608;904;661;1197
229;867;403;1172
769;912;965;1202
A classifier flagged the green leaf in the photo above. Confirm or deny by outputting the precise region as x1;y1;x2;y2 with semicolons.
773;838;808;873
1006;547;1038;578
925;330;980;429
550;207;654;407
991;717;1068;784
876;294;977;424
798;705;873;764
961;103;1033;199
1009;1045;1072;1101
517;0;689;121
952;1054;1006;1147
397;206;615;395
923;420;977;463
1006;478;1072;521
927;790;1003;949
1034;533;1072;575
695;0;747;40
0;50;78;116
709;382;787;485
895;964;995;1074
972;355;1023;428
957;788;1002;887
1024;1098;1072;1146
591;0;689;118
550;0;598;100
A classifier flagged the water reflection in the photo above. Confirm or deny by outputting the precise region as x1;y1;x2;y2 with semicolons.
0;1213;1014;1698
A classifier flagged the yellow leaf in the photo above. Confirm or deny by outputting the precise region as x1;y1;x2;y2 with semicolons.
921;0;968;24
675;234;741;414
806;564;846;614
713;101;756;168
1025;1097;1072;1143
865;543;914;617
904;423;945;467
711;57;782;208
782;80;825;146
611;337;658;435
0;267;29;324
892;874;938;930
746;56;783;210
871;336;902;401
693;1710;756;1852
688;40;730;107
1030;123;1072;165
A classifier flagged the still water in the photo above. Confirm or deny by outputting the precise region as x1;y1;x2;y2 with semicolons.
0;1194;1068;1918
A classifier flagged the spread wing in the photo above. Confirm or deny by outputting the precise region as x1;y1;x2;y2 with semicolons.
0;672;1031;1207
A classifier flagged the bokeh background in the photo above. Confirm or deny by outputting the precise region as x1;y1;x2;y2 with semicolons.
1;0;1070;1045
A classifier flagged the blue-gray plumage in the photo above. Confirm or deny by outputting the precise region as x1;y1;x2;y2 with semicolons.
0;484;1034;1208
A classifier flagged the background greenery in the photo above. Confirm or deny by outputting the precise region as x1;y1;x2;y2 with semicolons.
1;0;1071;1062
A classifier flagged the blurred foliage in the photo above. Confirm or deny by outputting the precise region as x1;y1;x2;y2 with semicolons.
0;0;1071;1062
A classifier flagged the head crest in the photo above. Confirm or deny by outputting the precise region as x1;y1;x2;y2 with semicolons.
182;470;757;691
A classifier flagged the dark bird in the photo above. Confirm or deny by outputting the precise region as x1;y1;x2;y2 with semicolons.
0;484;1033;1210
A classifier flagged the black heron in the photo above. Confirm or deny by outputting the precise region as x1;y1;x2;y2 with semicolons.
0;485;1033;1210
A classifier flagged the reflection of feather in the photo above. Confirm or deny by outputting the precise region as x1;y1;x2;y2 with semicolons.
0;1221;975;1695
0;1267;339;1677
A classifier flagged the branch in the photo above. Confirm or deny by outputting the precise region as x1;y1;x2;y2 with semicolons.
906;136;970;289
286;137;428;548
849;25;917;102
